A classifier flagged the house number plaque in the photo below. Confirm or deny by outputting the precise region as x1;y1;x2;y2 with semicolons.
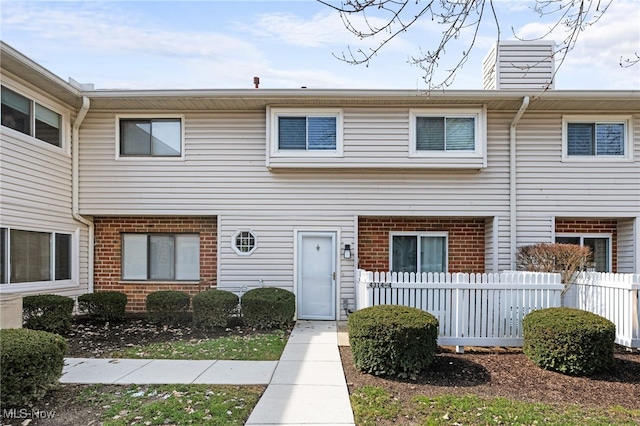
367;282;392;289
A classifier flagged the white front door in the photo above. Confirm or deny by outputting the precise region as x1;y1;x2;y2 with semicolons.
297;232;336;320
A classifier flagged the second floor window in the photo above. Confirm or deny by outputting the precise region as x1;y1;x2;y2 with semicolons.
416;116;475;151
567;122;625;156
278;116;337;151
119;118;182;157
1;86;62;147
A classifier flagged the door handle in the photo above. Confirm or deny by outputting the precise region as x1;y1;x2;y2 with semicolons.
332;272;336;280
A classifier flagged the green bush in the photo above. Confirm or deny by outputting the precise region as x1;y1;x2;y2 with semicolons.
241;287;295;329
523;307;616;376
146;290;191;324
348;305;439;379
78;291;128;322
0;328;67;407
23;294;74;335
192;289;239;329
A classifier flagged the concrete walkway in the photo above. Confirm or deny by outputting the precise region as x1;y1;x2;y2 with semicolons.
61;320;355;425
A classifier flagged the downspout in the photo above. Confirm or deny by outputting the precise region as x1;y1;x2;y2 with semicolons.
509;96;530;270
72;97;93;292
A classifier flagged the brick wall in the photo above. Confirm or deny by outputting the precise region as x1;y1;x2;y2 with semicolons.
358;216;485;273
93;216;217;312
555;218;618;272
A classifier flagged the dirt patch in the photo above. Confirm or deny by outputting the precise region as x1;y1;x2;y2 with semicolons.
340;344;640;418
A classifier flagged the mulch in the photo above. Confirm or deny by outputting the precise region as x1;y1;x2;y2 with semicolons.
339;344;640;412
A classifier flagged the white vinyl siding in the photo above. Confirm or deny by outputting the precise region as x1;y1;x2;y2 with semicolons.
482;41;555;90
77;107;639;312
517;112;640;253
617;217;638;273
0;75;88;297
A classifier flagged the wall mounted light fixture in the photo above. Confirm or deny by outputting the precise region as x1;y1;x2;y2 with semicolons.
343;244;352;259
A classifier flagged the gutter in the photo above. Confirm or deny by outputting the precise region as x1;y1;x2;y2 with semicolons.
509;96;530;270
72;96;94;293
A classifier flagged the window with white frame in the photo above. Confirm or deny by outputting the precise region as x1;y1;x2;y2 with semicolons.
555;234;611;272
269;108;343;155
122;233;199;280
119;117;183;157
410;108;484;156
232;230;257;255
390;233;448;273
1;86;62;147
563;116;632;160
0;228;72;284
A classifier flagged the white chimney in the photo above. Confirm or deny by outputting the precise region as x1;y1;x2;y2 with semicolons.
483;40;555;90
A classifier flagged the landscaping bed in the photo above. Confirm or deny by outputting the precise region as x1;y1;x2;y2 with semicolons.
340;345;640;425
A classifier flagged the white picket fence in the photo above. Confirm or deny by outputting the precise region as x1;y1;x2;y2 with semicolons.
357;270;563;352
357;270;640;350
564;272;640;348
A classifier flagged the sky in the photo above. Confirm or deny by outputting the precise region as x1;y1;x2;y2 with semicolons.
1;0;639;91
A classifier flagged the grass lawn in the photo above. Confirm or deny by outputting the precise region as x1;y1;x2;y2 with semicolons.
351;385;640;426
75;384;263;426
111;330;287;360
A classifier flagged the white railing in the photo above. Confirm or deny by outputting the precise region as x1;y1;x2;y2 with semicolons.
357;270;563;352
564;272;640;348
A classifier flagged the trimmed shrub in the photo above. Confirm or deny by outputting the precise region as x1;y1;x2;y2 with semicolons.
523;307;616;376
78;291;128;322
0;328;67;407
23;294;74;335
146;290;191;324
241;287;295;329
192;289;239;329
348;305;439;379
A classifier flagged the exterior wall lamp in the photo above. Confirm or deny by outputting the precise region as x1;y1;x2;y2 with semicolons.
343;244;352;259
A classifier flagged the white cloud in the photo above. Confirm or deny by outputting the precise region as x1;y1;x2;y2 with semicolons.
515;0;640;89
2;2;263;59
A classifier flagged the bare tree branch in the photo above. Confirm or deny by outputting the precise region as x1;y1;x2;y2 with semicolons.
319;0;624;91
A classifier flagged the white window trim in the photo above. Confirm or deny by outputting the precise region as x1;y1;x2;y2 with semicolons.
562;115;633;162
267;107;344;159
1;80;70;155
115;114;186;161
231;229;258;256
555;232;613;272
0;227;79;293
389;231;449;273
409;107;486;159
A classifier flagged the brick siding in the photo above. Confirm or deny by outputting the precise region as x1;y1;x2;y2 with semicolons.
358;216;485;273
555;218;618;272
93;216;217;312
